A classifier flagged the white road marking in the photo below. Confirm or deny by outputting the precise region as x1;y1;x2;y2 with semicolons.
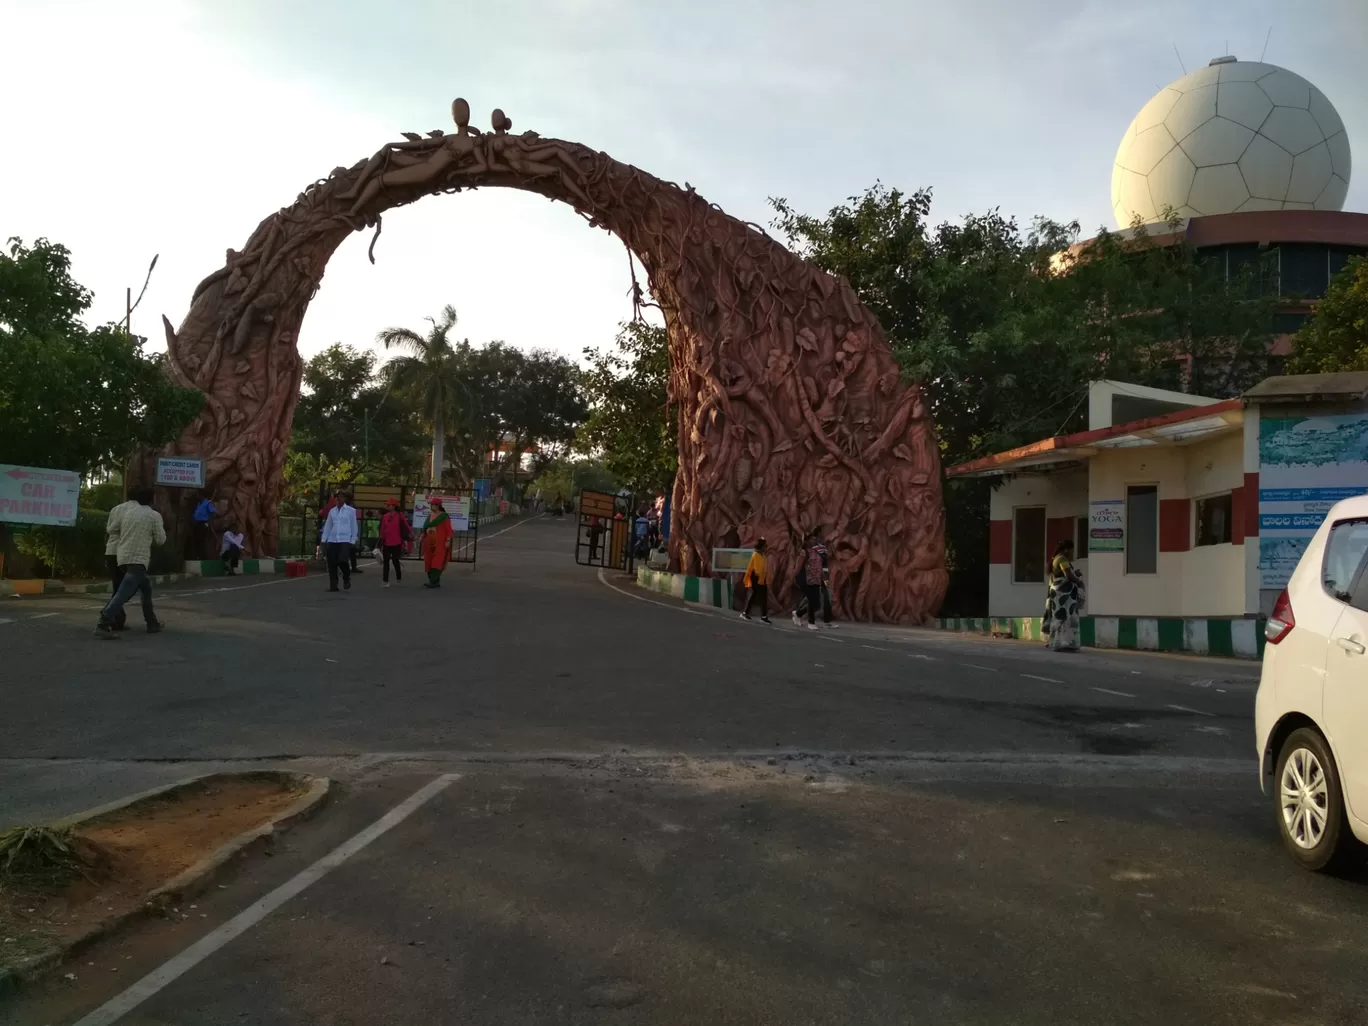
596;567;709;616
480;514;545;541
0;612;59;626
1166;703;1215;717
71;773;461;1026
909;654;936;661
964;663;996;671
1022;674;1064;684
862;644;890;652
174;577;304;598
1092;687;1137;698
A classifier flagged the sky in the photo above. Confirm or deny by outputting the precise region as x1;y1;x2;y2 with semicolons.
2;0;1364;370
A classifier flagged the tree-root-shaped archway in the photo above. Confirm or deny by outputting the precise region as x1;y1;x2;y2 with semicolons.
142;100;947;622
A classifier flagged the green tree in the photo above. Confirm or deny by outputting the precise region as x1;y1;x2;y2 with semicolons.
476;344;587;491
291;344;428;479
376;304;466;485
1289;256;1368;373
578;321;675;494
0;238;201;475
771;187;1279;608
529;458;618;505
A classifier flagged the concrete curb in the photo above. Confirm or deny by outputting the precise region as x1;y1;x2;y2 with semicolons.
933;615;1267;660
0;771;330;992
635;567;733;610
0;571;201;599
184;557;292;578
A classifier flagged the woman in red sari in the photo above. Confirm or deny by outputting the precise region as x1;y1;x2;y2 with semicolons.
421;499;454;588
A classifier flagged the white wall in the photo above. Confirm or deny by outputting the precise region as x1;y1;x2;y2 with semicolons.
989;470;1088;617
1085;432;1249;618
1087;380;1221;430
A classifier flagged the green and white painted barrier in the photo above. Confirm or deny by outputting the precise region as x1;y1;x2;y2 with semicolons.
186;558;290;577
933;615;1266;660
635;567;733;611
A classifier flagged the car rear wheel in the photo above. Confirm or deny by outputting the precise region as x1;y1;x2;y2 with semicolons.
1275;727;1358;872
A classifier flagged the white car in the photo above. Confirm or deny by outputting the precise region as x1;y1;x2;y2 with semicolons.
1256;495;1368;871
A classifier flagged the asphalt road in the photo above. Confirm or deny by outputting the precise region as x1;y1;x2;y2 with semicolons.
5;515;1367;1025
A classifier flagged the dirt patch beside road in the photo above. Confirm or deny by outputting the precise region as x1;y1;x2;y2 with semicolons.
1;774;309;978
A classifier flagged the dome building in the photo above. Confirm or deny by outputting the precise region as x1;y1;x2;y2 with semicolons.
1102;55;1366;343
1112;57;1351;224
939;58;1368;638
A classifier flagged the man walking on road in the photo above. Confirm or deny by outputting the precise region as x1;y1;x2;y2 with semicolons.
95;486;166;639
102;492;141;632
321;491;359;592
792;526;836;628
791;529;825;632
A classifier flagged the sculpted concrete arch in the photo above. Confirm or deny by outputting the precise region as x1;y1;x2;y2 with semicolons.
144;100;947;622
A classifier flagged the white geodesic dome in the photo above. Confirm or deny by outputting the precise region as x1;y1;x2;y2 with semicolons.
1111;57;1352;228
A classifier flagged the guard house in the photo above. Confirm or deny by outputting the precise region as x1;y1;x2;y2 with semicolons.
946;375;1368;623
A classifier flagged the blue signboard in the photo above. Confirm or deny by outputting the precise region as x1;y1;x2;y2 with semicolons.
473;478;491;502
1258;413;1368;588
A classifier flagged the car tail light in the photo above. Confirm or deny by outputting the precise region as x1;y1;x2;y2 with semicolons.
1266;589;1295;644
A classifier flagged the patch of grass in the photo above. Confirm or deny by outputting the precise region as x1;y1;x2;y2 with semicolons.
0;827;100;888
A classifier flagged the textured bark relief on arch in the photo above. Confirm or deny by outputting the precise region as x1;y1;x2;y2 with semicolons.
143;99;947;622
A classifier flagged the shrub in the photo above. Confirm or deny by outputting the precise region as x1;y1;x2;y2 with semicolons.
13;509;108;579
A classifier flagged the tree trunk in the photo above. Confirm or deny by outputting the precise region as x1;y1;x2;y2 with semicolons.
430;414;444;488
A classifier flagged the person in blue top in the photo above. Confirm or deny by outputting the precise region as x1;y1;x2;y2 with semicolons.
633;506;650;558
189;492;216;559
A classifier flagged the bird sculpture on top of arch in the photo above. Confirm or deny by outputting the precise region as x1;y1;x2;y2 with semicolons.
141;98;947;623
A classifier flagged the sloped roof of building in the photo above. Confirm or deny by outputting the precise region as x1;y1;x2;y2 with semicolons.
1243;372;1368;403
945;399;1244;479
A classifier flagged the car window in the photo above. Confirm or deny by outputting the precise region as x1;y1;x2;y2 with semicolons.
1323;519;1368;605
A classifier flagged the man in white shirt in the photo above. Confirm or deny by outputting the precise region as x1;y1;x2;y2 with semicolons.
320;491;359;592
221;523;246;575
103;494;141;631
96;486;167;639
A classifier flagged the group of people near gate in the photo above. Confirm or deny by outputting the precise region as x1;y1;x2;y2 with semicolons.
318;491;455;591
737;526;838;631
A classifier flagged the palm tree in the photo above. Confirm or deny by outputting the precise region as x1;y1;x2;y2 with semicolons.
376;304;466;486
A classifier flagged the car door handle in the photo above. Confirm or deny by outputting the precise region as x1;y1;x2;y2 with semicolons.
1336;637;1367;655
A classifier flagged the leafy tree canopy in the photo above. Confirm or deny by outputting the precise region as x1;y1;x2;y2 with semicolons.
772;186;1279;464
528;458;619;504
292;343;429;481
290;306;587;495
451;342;588;489
0;237;202;475
771;186;1280;605
577;320;675;495
1289;256;1368;373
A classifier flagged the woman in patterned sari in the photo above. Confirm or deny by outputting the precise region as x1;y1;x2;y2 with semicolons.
1044;539;1085;651
421;499;454;588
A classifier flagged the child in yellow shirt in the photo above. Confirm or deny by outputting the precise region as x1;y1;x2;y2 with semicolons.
739;538;771;624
